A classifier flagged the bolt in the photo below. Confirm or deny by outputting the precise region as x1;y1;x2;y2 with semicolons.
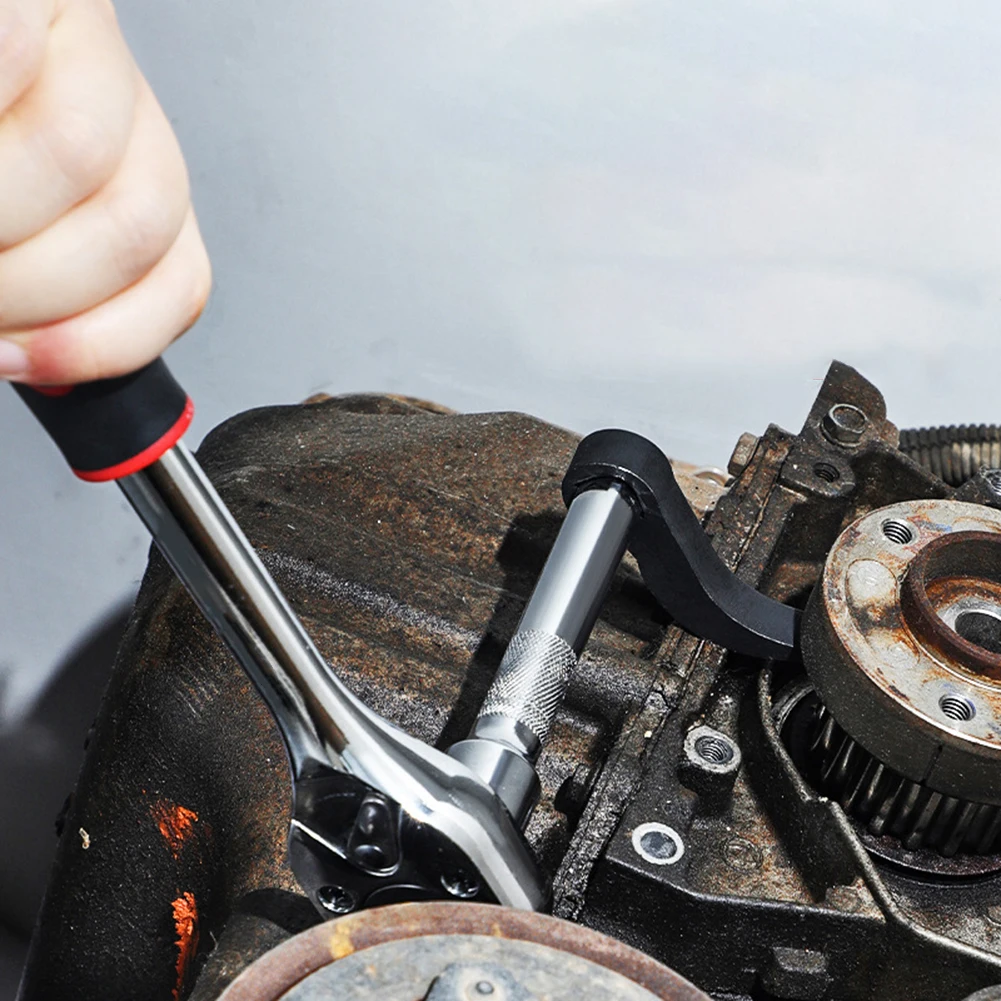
727;432;760;477
316;884;355;915
821;403;868;446
441;870;480;899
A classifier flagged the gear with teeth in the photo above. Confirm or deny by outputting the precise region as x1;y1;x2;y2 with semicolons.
795;498;1001;863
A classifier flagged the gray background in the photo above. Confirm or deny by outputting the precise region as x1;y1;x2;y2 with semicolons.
2;0;1001;990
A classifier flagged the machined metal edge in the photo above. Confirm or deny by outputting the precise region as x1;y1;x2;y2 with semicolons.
802;499;1001;805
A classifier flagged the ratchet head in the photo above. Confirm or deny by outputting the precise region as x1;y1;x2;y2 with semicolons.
287;723;548;914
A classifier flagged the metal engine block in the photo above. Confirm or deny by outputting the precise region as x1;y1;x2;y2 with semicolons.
18;363;1001;1001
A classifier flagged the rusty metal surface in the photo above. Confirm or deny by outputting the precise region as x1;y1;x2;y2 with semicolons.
552;363;1001;1000
218;902;710;1001
801;499;1001;803
902;531;1001;680
17;393;714;1001
759;664;1001;998
779;685;1001;874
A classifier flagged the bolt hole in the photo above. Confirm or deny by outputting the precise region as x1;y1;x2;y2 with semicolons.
954;609;1001;655
829;404;868;434
694;734;735;764
632;822;685;865
939;694;976;722
881;519;914;545
813;461;841;483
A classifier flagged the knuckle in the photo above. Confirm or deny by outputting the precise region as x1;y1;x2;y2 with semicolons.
108;190;184;286
0;12;45;109
41;105;121;197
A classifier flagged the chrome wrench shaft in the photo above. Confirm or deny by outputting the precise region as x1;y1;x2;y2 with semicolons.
118;441;546;912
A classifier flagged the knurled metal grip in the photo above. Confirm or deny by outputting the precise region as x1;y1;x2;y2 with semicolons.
477;629;578;745
449;483;635;827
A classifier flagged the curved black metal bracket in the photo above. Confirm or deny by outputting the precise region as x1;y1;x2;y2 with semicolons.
563;430;800;662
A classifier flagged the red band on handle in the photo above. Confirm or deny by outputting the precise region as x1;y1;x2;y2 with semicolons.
74;397;194;482
14;358;193;479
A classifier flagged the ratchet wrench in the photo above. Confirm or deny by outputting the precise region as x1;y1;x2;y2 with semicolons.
15;359;545;914
17;362;798;918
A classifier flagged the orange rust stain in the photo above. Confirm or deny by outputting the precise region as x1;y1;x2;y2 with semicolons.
328;924;355;960
152;800;199;860
171;891;198;1001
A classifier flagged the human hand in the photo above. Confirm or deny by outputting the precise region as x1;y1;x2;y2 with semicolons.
0;0;210;385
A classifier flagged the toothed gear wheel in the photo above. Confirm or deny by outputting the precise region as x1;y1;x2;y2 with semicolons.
806;702;1001;857
798;499;1001;861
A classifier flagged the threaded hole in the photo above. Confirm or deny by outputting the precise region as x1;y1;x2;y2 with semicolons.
813;461;840;483
938;694;976;722
694;734;735;764
881;519;914;545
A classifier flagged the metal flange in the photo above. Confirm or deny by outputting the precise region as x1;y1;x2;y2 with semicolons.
218;902;710;1001
802;499;1001;807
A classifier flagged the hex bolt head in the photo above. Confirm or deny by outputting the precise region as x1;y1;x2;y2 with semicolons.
316;884;355;915
821;404;868;446
727;432;760;477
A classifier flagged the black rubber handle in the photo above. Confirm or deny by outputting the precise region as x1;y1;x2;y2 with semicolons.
14;358;193;481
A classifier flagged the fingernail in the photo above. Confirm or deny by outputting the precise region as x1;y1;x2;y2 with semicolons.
0;339;29;379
